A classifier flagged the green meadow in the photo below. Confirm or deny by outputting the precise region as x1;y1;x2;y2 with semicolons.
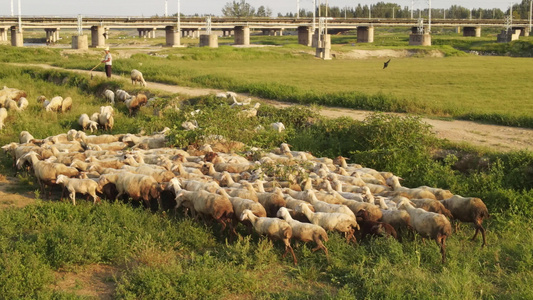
1;31;533;298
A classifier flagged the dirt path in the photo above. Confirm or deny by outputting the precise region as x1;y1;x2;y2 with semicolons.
8;63;533;153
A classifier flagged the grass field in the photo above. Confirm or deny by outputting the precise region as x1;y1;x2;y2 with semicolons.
4;28;533;126
1;32;533;298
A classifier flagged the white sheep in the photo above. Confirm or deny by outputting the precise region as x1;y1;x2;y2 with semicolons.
56;174;99;205
277;207;329;257
45;96;63;112
78;114;98;132
296;202;359;244
175;189;234;232
398;199;452;263
131;69;147;87
0;107;7;130
115;89;131;102
61;97;72;113
104;89;115;105
17;97;29;111
240;209;297;265
19;131;34;144
270;122;286;132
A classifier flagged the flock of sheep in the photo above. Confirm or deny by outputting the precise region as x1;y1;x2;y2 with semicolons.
1;71;490;265
3;126;490;264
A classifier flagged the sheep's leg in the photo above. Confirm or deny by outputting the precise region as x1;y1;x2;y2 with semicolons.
471;221;487;247
311;237;328;258
69;191;76;206
281;240;298;265
437;236;447;264
216;218;227;232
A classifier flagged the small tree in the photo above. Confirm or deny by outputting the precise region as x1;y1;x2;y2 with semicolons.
222;0;256;17
256;5;272;17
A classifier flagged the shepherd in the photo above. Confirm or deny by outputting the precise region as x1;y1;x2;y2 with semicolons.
102;47;113;78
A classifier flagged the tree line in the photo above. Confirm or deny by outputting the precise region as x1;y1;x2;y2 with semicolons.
222;0;533;20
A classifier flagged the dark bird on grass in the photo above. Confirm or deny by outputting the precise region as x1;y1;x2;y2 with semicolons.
383;59;391;69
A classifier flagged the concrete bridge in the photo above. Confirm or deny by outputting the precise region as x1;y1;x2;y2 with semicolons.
1;16;531;48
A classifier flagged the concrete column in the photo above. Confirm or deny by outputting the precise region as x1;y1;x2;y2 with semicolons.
72;35;88;49
104;28;109;39
409;33;431;46
524;27;530;37
456;26;461;34
234;26;250;45
298;26;312;46
91;25;106;48
315;34;331;60
498;29;521;42
514;27;529;36
357;26;374;43
10;26;23;47
0;28;7;41
199;34;218;47
463;26;481;37
165;26;180;47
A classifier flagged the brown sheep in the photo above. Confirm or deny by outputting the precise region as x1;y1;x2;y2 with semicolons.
175;189;234;233
440;195;490;247
356;209;398;240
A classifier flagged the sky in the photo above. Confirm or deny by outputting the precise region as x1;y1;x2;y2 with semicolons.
1;1;512;17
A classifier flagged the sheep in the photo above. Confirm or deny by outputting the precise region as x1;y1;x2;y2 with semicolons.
356;209;398;240
131;69;147;87
240;209;297;265
305;190;356;220
19;151;79;197
257;187;287;217
340;200;383;222
277;207;329;257
56;174;100;205
240;102;260;118
103;89;115;105
60;97;72;113
380;209;413;241
296;202;359;244
398;199;452;263
383;176;437;200
17;97;28;111
90;112;100;123
115;89;131;102
125;93;148;116
98;106;115;131
270;122;286;132
45;96;63;112
419;186;454;200
175;189;234;232
409;198;453;219
78;114;98;132
98;172;161;209
440;195;489;247
4;99;19;111
0;107;7;130
19;131;35;144
182;120;199;131
36;95;47;103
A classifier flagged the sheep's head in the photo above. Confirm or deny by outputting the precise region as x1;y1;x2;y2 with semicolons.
56;175;67;185
240;209;252;222
276;207;289;219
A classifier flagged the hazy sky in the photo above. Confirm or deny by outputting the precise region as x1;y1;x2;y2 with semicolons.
2;1;511;17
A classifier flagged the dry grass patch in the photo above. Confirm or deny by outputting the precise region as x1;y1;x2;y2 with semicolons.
52;264;120;299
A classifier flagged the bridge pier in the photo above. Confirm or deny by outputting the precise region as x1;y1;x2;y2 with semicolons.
497;29;521;42
513;27;529;36
138;28;156;38
199;34;218;47
165;26;180;47
45;28;60;43
357;26;374;43
90;25;106;48
0;27;8;42
298;26;312;46
463;26;481;37
72;35;88;50
315;34;331;60
234;26;250;46
10;26;23;47
409;27;431;46
222;29;232;37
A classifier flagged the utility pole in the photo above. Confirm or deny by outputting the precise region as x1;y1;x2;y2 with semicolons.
529;0;533;33
165;0;168;17
177;0;181;37
11;0;14;17
296;0;300;19
312;0;316;33
369;4;371;19
411;0;414;19
17;0;21;33
428;0;431;33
